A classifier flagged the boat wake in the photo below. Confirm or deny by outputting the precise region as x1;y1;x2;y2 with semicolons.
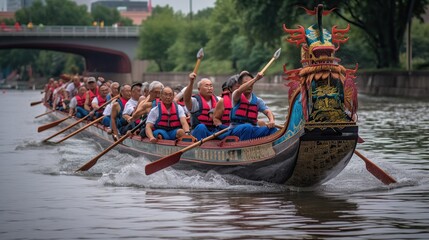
27;136;423;193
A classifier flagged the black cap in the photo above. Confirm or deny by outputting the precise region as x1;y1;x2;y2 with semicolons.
226;74;239;89
131;82;142;89
221;81;228;90
238;71;254;83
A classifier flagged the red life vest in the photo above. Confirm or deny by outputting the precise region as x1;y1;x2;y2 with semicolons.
155;102;181;130
221;93;232;126
230;93;258;125
95;95;107;113
75;94;86;107
190;94;217;129
88;88;98;102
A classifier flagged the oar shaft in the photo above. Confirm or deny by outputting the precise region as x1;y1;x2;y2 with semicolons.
193;58;202;74
145;128;230;175
37;116;70;132
354;150;397;185
55;116;103;144
42;96;118;141
35;110;55;119
76;118;146;172
42;115;89;142
260;57;276;74
30;100;43;106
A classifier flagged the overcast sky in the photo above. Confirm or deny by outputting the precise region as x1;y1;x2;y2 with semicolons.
72;0;216;14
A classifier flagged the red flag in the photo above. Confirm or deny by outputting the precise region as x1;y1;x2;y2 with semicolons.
148;0;152;13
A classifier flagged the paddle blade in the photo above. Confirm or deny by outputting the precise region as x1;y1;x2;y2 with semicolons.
75;157;99;172
76;132;131;172
145;151;183;175
37;116;69;132
354;150;397;185
30;100;43;106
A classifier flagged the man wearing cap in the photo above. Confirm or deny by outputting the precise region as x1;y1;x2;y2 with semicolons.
228;71;277;141
79;76;99;119
183;72;218;140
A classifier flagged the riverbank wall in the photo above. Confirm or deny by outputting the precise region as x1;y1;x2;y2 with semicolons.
355;71;429;98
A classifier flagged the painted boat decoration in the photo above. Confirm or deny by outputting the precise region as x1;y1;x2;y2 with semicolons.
41;4;361;187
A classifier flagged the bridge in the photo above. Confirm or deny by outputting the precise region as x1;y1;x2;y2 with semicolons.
0;25;141;83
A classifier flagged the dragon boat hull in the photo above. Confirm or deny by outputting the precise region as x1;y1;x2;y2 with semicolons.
44;97;358;187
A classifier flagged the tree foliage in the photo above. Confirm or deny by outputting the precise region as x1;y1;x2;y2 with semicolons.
91;4;121;26
138;6;183;71
233;0;429;69
15;0;91;25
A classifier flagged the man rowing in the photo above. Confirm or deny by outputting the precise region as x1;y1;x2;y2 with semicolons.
213;74;240;130
110;84;131;140
129;81;163;138
145;86;190;142
183;73;218;140
227;71;277;141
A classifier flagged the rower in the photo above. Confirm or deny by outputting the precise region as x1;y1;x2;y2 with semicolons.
213;74;240;130
91;85;110;118
183;72;218;140
68;85;87;118
110;84;131;140
129;81;163;138
101;82;120;127
145;86;190;142
227;71;277;141
120;83;142;135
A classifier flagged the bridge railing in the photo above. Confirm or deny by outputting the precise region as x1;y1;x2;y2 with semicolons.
0;25;140;37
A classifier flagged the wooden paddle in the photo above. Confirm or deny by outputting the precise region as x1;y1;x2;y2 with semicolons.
30;100;43;106
193;48;204;74
55;116;104;144
145;128;229;175
35;109;55;119
37;116;70;132
354;150;397;185
75;118;146;172
42;96;118;142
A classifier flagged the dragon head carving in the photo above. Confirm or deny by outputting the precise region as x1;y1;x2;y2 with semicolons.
283;4;358;123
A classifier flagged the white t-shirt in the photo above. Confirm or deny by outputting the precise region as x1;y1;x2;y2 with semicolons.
190;96;215;113
69;97;77;109
122;98;138;116
146;104;186;125
102;102;113;116
66;83;80;98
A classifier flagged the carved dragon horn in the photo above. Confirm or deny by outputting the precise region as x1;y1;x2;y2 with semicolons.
317;4;324;43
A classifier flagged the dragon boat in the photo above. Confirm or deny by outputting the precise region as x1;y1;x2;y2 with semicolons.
42;5;359;187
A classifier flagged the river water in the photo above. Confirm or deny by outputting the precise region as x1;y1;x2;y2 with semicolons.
1;89;428;239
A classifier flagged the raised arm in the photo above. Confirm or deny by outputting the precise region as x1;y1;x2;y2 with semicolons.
232;72;264;104
184;72;196;111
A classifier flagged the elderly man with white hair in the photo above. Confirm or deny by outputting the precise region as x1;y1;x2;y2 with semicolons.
129;81;164;138
183;73;218;140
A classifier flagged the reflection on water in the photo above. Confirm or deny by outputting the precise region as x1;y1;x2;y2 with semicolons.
1;90;429;239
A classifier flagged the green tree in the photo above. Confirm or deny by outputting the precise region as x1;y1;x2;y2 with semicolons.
234;0;429;69
15;0;91;26
168;9;211;72
91;4;121;26
138;6;184;71
205;0;241;68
